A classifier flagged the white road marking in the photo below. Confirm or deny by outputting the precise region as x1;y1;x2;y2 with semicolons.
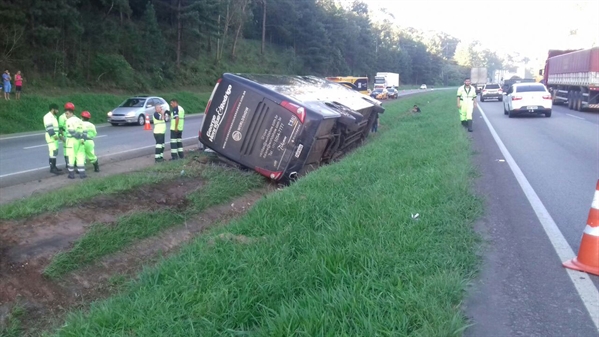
0;136;198;179
23;135;108;149
23;144;51;150
0;114;205;141
0;125;112;141
566;114;586;120
478;105;599;332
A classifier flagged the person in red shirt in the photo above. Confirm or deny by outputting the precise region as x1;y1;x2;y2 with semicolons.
15;71;23;100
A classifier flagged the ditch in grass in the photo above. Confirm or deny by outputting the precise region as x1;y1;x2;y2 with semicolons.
43;164;265;279
0;156;210;220
50;91;483;336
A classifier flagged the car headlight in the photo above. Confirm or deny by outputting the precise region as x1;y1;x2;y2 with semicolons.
126;111;135;117
107;111;112;117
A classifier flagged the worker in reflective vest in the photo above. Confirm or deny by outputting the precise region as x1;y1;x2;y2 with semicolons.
169;98;185;160
457;78;478;132
153;104;167;163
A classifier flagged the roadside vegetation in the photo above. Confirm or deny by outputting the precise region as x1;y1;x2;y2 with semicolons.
44;91;483;336
0;158;205;220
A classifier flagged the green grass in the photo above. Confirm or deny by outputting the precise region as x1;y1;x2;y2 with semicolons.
49;90;483;336
0;305;25;337
0;158;207;220
0;91;210;135
43;164;265;279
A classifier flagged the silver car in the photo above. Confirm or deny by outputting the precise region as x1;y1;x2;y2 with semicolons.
107;96;170;126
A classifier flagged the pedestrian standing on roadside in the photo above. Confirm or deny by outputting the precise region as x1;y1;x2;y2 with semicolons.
2;70;11;100
80;111;100;172
43;103;63;174
457;77;477;132
15;71;23;100
169;98;185;160
371;112;379;133
64;102;86;179
153;104;167;163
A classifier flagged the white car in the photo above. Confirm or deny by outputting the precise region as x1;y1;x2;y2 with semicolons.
420;84;427;90
503;83;552;118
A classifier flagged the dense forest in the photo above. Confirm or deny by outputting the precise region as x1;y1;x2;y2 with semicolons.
0;0;513;90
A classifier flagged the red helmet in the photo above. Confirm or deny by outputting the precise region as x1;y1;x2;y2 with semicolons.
81;111;91;119
64;102;75;111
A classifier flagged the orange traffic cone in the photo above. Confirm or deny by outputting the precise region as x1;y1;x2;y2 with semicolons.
144;114;151;130
563;180;599;276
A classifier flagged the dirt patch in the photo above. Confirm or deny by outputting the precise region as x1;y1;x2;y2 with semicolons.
0;182;277;335
0;177;200;266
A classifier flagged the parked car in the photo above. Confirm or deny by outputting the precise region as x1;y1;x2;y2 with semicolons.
370;88;388;100
420;84;427;90
387;87;399;99
107;96;170;126
503;83;552;118
480;83;503;102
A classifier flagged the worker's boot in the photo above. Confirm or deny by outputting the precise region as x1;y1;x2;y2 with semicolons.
93;160;100;172
467;120;473;132
171;153;179;161
178;151;184;159
68;170;76;179
52;158;63;172
461;120;467;128
79;170;87;179
50;158;62;174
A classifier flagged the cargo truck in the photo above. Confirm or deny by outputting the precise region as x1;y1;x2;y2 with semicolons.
539;47;599;111
470;67;488;94
198;73;385;184
374;72;400;89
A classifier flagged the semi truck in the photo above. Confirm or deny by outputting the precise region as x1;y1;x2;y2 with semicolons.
470;67;488;93
198;73;385;184
374;72;400;89
539;47;599;111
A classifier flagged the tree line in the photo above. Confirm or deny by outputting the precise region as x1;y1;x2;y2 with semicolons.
0;0;516;90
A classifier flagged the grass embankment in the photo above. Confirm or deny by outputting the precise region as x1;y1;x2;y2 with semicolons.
43;162;264;279
49;91;483;336
0;158;205;220
0;91;210;135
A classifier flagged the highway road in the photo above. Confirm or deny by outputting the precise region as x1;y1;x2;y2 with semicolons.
465;98;599;337
0;88;437;188
0;115;205;187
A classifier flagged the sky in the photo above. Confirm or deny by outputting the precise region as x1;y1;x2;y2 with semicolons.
360;0;599;61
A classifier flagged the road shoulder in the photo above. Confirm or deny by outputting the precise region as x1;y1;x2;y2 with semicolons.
463;110;597;337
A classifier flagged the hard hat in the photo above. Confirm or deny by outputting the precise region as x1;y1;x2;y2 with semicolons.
81;111;91;119
64;102;75;111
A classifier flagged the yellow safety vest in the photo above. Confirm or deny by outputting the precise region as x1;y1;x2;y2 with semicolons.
457;85;477;104
170;106;185;131
43;112;59;140
153;112;166;134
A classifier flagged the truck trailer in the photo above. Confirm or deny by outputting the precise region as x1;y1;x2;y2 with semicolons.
375;72;400;89
539;47;599;111
198;73;385;184
470;68;488;94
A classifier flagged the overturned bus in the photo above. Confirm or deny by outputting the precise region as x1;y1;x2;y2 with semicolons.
198;73;385;183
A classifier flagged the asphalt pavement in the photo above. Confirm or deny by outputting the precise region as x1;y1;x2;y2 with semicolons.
464;98;599;337
0;115;205;187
